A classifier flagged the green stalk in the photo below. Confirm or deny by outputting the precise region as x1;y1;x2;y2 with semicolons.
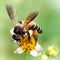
24;52;26;60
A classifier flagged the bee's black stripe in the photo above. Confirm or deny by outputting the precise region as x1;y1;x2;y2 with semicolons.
37;27;42;33
29;24;42;33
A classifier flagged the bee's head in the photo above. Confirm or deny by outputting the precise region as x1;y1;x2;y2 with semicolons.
14;26;23;35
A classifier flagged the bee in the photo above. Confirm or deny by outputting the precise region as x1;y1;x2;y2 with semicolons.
6;4;42;42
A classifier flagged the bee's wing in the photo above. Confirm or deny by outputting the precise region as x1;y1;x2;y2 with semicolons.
23;11;38;27
6;4;16;26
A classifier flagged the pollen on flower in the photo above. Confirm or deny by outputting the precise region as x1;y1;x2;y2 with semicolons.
17;35;37;52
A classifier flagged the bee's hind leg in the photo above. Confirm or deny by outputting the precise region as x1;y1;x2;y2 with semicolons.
26;31;31;42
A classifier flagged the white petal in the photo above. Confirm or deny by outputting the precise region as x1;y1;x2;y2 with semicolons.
14;47;24;54
14;40;17;43
10;28;14;35
30;50;39;57
35;43;43;51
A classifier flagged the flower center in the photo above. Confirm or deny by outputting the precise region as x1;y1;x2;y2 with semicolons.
17;35;37;52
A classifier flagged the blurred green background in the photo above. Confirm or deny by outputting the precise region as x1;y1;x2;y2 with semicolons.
0;0;60;60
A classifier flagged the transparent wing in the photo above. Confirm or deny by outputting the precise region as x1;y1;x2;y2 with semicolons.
6;4;16;26
23;11;38;28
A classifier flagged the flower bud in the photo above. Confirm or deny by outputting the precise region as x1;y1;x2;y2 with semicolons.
46;45;59;57
41;54;48;60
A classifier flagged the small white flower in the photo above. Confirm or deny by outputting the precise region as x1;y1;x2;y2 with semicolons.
14;43;42;57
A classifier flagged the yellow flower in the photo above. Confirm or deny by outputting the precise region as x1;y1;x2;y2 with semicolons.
11;28;43;57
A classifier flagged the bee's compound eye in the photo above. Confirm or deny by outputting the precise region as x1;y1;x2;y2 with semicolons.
12;35;20;41
14;26;22;35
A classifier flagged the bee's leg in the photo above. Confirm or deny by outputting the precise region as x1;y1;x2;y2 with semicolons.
27;31;31;40
34;35;38;41
20;34;24;39
12;35;20;41
27;31;31;41
33;30;38;41
21;32;25;39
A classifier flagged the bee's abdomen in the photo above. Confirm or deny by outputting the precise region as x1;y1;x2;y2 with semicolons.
30;25;42;33
37;27;42;33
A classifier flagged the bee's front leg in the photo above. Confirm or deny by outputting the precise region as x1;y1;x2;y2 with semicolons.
26;31;31;41
12;35;20;41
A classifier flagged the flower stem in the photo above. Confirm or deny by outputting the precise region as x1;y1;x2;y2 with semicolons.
24;52;26;60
